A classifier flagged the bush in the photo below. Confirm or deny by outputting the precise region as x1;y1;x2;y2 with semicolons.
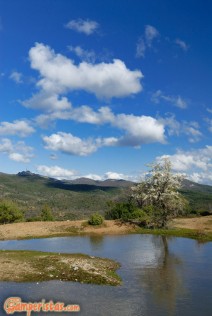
88;213;104;226
41;205;54;221
105;201;143;221
0;200;24;224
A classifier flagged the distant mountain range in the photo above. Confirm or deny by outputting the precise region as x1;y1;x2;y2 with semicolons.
17;171;134;187
0;171;211;219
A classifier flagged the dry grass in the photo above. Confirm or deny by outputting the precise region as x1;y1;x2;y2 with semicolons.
0;220;135;240
170;216;212;232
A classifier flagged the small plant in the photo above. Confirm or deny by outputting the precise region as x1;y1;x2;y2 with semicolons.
88;213;104;226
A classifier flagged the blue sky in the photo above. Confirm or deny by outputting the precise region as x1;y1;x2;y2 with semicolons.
0;0;211;184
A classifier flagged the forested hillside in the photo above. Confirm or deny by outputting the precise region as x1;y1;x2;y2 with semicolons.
0;171;211;220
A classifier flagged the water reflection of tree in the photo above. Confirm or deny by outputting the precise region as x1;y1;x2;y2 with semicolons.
89;235;104;250
141;236;185;316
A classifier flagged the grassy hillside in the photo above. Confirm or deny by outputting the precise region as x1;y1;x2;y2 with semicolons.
180;180;212;215
0;172;211;219
0;172;127;220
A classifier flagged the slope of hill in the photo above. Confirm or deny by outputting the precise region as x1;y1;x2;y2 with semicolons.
0;171;211;219
180;179;212;214
0;172;129;220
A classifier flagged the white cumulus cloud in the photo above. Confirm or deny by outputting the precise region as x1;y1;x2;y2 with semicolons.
0;138;34;163
0;120;35;137
27;42;143;99
84;174;103;181
43;132;102;156
40;107;166;154
114;113;165;146
156;145;212;184
37;165;78;180
84;171;135;181
104;172;125;180
23;91;71;112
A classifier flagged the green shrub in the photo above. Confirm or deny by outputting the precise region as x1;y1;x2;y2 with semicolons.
88;213;104;225
0;200;24;224
41;205;54;221
105;201;143;221
130;209;147;220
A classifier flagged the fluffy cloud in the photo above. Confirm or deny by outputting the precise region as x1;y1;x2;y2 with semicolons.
84;174;102;181
0;138;34;163
136;25;160;58
23;92;71;112
0;120;35;137
114;113;165;146
151;90;187;109
37;165;78;180
34;166;135;182
104;171;126;180
27;43;143;99
84;171;134;181
175;39;189;51
156;145;212;184
35;106;114;127
40;106;166;155
65;19;99;35
72;108;166;146
43;132;105;156
10;71;23;84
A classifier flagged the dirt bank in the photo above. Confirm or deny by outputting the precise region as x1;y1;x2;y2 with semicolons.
0;217;211;241
0;220;135;240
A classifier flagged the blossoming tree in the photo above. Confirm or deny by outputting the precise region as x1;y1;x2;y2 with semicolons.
131;158;188;228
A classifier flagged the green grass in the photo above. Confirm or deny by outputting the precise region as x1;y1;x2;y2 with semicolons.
0;250;121;285
134;227;212;242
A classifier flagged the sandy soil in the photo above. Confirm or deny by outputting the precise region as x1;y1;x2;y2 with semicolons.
0;217;211;240
0;220;135;240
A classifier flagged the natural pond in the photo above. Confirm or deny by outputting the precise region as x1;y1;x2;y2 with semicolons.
0;234;211;316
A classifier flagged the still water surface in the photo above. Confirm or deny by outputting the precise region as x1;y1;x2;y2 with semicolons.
0;234;211;316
